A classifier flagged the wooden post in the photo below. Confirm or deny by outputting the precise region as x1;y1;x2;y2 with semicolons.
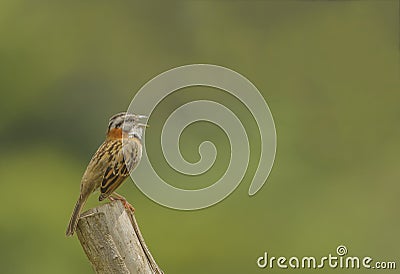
76;200;163;274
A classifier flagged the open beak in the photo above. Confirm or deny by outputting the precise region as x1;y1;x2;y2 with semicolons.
136;115;148;127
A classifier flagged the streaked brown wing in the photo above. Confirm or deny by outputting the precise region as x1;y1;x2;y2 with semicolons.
99;167;129;201
99;139;139;200
80;140;113;197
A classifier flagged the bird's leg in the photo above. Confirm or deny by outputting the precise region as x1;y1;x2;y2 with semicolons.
108;193;135;213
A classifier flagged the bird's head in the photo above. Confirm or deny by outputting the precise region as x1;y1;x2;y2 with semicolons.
107;112;148;140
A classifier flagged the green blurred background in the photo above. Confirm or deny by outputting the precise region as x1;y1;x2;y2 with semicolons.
0;1;399;273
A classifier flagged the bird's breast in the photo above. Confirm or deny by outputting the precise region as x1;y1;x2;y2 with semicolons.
122;137;142;171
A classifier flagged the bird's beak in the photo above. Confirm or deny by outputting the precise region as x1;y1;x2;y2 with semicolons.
136;115;148;119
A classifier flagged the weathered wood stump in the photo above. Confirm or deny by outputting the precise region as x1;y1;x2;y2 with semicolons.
76;201;163;274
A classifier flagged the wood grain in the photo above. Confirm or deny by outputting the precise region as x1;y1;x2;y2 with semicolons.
76;201;163;274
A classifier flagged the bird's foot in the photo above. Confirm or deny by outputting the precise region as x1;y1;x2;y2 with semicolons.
108;193;135;213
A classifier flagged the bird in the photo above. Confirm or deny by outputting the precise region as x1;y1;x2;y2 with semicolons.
66;112;147;236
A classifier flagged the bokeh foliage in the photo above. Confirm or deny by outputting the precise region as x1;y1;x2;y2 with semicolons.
0;1;399;273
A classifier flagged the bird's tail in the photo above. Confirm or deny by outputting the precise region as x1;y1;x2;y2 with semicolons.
66;195;86;236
